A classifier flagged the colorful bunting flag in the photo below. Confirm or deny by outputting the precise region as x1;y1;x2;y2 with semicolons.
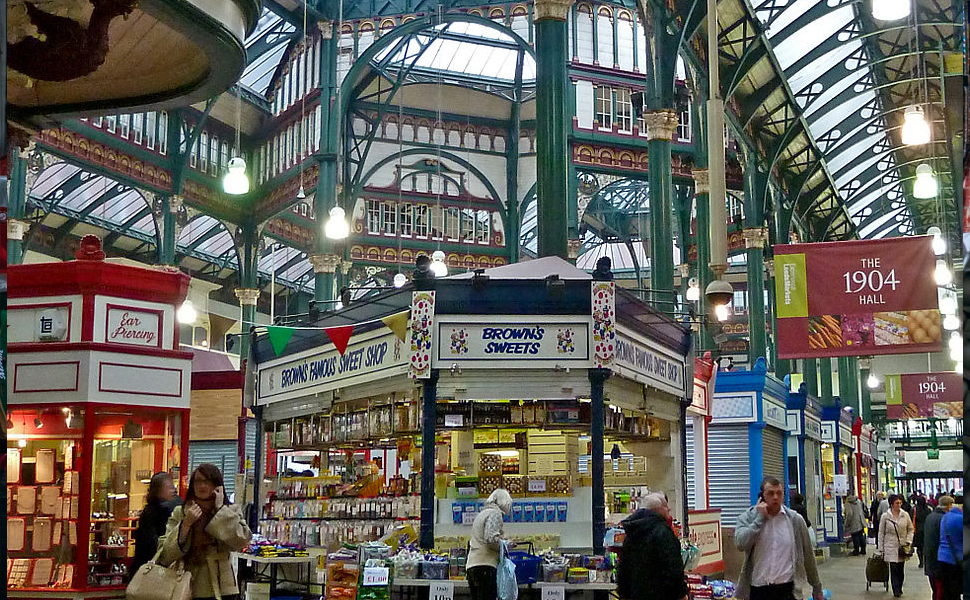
381;310;410;342
324;325;355;355
266;326;295;358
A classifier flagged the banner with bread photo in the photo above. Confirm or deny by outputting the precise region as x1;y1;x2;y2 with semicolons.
774;236;941;358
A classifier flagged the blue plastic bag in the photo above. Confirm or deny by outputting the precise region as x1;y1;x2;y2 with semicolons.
497;542;518;600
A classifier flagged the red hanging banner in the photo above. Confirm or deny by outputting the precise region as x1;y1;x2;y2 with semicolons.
885;372;962;419
773;236;941;358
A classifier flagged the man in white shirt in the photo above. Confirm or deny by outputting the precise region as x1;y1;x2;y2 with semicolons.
735;477;824;600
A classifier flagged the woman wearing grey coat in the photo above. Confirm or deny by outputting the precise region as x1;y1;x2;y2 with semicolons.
843;495;866;555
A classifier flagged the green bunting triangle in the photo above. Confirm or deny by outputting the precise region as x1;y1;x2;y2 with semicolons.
267;326;295;357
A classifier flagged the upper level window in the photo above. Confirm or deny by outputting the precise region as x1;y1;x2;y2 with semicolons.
106;115;117;133
476;210;491;244
615;88;633;133
414;205;429;238
678;99;692;142
132;113;144;144
399;203;413;237
595;86;612;129
367;200;381;233
119;114;130;138
158;112;168;154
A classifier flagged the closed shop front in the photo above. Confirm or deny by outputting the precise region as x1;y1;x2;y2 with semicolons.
708;424;750;527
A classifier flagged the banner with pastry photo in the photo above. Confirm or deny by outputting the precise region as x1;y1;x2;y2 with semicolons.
885;372;962;419
774;236;941;358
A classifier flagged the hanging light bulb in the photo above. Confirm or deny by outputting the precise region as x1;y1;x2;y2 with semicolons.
223;157;250;195
430;250;448;277
872;0;910;21
947;332;962;352
948;345;961;363
934;259;952;286
297;185;307;200
393;273;407;288
18;437;27;448
901;106;930;145
714;303;731;322
325;206;350;240
942;313;960;331
913;164;938;199
939;291;958;315
867;373;879;389
927;226;946;255
685;277;700;302
177;300;197;324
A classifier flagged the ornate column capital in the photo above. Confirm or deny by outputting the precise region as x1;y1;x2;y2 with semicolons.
533;0;574;21
763;259;775;278
340;260;353;275
742;227;769;249
567;238;582;259
7;218;30;241
858;357;872;370
677;263;691;278
234;288;260;306
643;109;679;142
693;168;710;195
17;140;36;159
318;21;333;39
169;195;184;213
309;253;342;274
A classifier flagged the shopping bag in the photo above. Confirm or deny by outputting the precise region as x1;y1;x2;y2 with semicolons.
865;554;889;583
497;542;518;600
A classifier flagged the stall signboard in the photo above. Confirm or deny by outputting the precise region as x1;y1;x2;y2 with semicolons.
885;372;962;419
257;330;407;403
687;509;724;575
763;400;788;430
433;316;591;369
804;415;823;441
774;237;940;359
105;306;162;348
691;355;716;416
614;326;686;397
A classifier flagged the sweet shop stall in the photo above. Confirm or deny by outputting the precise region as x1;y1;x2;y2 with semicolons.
785;387;825;537
706;358;790;530
819;400;855;543
249;257;694;596
685;353;716;509
6;237;192;599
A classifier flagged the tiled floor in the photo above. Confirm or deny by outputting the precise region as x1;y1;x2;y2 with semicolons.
817;550;932;599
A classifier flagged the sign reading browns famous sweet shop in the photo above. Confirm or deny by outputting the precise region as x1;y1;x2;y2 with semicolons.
774;237;941;358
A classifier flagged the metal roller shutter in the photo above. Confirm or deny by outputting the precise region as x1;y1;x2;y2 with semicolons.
762;427;785;484
187;440;238;496
686;422;695;509
708;425;750;528
244;419;257;474
804;441;821;528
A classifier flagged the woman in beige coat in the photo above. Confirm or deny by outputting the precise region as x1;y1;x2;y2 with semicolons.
159;463;252;599
877;494;914;598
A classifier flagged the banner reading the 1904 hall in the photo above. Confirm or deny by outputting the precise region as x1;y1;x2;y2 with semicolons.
774;237;941;359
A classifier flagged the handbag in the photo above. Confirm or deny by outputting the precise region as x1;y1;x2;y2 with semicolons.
126;546;192;600
890;520;913;560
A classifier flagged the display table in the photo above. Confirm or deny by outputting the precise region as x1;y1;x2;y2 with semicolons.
233;553;314;597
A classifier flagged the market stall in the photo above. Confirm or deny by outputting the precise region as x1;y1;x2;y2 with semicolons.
7;237;191;599
785;387;824;536
853;419;877;507
819;401;855;543
249;257;693;594
707;358;789;530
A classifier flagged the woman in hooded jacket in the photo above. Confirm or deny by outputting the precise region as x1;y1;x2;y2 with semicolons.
616;493;688;600
466;489;513;600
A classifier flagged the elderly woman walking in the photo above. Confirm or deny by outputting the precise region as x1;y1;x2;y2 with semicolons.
878;494;915;598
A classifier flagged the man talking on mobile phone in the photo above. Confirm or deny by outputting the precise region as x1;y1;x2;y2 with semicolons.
734;477;824;600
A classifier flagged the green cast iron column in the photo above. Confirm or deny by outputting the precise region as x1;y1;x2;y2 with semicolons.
838;357;860;415
819;358;834;405
314;19;340;302
691;94;715;351
533;0;572;258
859;358;872;423
6;147;29;265
770;192;794;377
158;195;181;266
235;220;260;358
743;161;768;365
803;358;818;397
506;52;524;264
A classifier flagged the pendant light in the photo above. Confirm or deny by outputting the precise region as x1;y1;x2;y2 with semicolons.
177;300;197;324
939;291;957;315
430;249;448;277
866;373;879;389
942;313;960;331
685;277;700;302
393;273;407;288
934;259;952;286
901;106;930;145
927;226;946;255
872;0;910;21
325;205;350;240
223;87;249;195
913;164;938;199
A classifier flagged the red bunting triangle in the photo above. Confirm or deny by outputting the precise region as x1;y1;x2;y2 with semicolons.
324;325;355;355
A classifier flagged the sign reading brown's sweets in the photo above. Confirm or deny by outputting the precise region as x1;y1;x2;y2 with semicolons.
774;237;941;358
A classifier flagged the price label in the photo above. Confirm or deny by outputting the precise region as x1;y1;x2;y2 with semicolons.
541;585;565;600
462;511;477;525
444;414;464;427
528;478;547;493
362;567;389;587
430;581;454;600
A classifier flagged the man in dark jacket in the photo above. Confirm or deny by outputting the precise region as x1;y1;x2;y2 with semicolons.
617;494;688;600
913;496;932;568
790;492;811;529
923;495;953;600
870;492;885;541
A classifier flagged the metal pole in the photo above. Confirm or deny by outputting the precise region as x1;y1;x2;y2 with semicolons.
707;0;727;278
419;369;440;549
589;368;611;554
